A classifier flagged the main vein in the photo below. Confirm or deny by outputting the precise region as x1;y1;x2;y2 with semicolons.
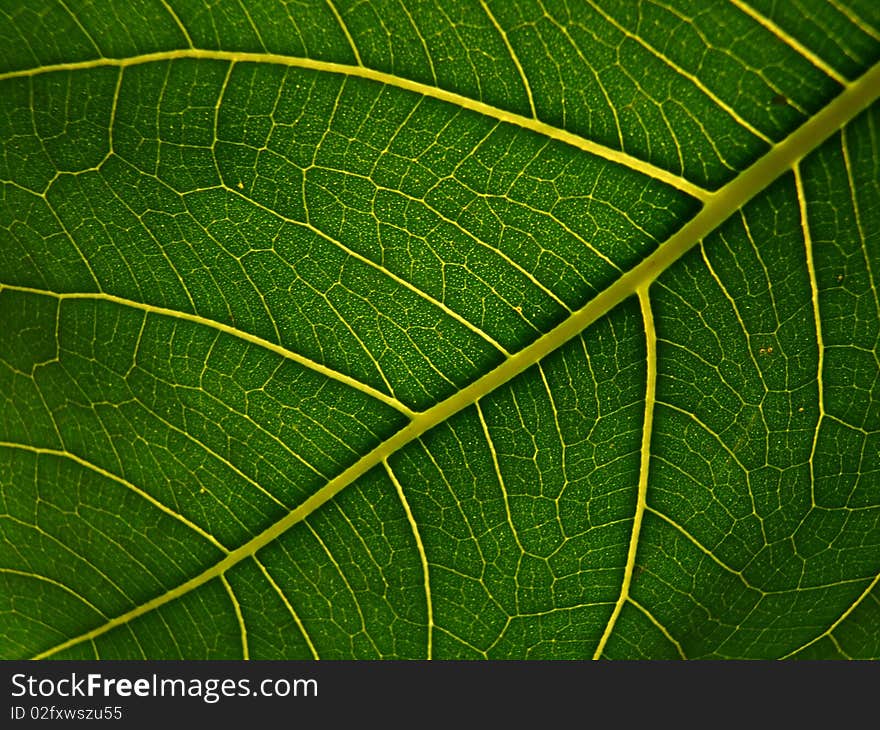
31;60;880;659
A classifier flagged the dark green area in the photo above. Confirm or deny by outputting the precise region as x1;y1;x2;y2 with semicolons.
0;0;878;659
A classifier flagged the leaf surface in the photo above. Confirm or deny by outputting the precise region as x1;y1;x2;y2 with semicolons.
1;0;879;659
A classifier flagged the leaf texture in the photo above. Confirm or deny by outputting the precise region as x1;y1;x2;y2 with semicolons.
1;0;879;659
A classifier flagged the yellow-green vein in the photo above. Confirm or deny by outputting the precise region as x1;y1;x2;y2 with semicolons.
593;287;655;659
253;556;319;659
0;284;413;417
0;441;227;552
0;49;710;200
793;164;826;507
781;571;880;658
384;460;433;659
221;574;249;659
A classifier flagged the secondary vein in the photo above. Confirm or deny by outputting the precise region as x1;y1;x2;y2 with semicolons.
592;288;655;659
0;49;710;201
0;284;413;417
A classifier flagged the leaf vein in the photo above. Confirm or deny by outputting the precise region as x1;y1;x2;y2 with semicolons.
0;49;710;200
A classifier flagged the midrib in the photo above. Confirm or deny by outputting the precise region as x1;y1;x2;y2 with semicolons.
30;59;880;659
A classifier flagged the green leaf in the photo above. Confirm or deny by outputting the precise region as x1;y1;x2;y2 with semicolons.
1;0;878;660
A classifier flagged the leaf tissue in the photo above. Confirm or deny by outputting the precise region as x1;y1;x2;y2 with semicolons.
1;0;878;659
